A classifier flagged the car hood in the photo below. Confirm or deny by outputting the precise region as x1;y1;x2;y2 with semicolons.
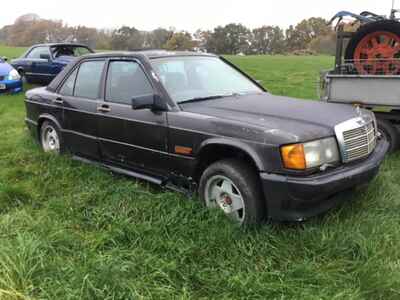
0;62;13;76
180;92;364;144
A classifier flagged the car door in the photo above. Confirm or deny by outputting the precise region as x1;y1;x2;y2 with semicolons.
59;59;106;160
97;59;168;174
23;46;54;82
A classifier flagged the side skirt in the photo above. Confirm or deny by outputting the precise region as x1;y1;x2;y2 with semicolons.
72;155;196;197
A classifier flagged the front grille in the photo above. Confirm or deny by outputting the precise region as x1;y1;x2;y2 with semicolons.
343;122;376;162
335;117;377;163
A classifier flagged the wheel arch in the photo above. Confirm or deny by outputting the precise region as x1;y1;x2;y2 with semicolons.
37;114;62;138
16;66;25;75
194;138;264;182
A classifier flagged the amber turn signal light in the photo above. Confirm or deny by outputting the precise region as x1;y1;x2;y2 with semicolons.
280;144;306;170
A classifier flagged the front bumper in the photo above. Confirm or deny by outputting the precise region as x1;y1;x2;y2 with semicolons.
0;79;23;94
261;138;389;221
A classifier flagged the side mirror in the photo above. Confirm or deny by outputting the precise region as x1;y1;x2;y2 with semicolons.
2;56;8;62
132;94;168;111
40;54;51;60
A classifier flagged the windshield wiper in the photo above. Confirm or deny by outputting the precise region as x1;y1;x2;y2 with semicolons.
179;93;238;105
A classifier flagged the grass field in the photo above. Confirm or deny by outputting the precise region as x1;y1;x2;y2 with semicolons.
1;45;400;299
0;45;27;60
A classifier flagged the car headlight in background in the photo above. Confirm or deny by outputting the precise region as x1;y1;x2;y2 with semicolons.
281;137;340;170
7;69;21;81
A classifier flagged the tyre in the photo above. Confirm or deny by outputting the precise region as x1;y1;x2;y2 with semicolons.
40;120;63;154
18;69;29;84
198;159;265;225
345;20;400;75
377;118;399;152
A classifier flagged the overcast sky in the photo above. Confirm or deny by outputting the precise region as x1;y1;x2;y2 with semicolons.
1;0;396;32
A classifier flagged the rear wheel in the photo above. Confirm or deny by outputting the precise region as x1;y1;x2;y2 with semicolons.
198;159;265;225
377;118;399;152
40;121;63;154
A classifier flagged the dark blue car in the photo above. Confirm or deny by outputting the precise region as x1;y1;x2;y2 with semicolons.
11;43;94;85
0;57;23;94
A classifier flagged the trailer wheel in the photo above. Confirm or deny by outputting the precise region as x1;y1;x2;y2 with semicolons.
345;20;400;75
377;118;399;152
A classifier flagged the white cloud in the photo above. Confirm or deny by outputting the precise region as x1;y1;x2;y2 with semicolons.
1;0;395;32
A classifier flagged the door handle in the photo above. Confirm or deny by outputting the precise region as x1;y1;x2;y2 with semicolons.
53;97;63;104
97;105;111;113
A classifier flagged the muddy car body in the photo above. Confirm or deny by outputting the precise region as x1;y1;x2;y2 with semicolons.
24;50;388;225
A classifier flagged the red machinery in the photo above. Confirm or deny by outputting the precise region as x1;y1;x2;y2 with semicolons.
330;7;400;75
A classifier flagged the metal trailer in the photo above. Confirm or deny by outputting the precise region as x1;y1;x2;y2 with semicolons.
320;23;400;151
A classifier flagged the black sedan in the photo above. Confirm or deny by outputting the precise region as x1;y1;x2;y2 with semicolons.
24;50;388;225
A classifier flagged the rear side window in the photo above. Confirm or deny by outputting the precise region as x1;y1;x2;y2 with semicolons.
59;68;78;96
74;60;105;99
106;61;153;105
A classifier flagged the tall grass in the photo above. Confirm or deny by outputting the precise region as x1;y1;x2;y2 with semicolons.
0;54;400;299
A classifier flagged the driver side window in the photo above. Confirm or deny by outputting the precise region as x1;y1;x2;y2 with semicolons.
105;61;153;105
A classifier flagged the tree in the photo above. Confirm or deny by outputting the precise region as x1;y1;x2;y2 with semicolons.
95;29;113;50
14;13;40;23
111;26;145;50
146;28;173;49
193;29;212;52
251;26;285;54
164;31;196;51
0;14;337;55
309;32;336;55
6;18;71;46
224;23;251;54
286;17;332;52
204;23;251;54
72;26;98;49
0;25;12;43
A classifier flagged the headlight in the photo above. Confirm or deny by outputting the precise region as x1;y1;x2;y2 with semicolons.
8;69;21;81
281;137;340;170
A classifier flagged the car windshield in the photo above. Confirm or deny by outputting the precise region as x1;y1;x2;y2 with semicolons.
51;46;92;58
150;56;263;103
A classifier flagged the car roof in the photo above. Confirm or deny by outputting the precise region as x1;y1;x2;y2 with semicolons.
47;50;217;93
82;50;217;59
31;43;91;48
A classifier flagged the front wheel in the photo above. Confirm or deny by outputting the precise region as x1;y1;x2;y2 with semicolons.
377;118;399;152
198;159;265;225
18;69;30;84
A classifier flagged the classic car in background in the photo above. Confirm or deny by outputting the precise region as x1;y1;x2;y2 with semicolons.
0;56;23;94
11;43;94;85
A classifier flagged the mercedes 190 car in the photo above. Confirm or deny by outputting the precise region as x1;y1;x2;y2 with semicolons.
24;50;388;225
11;43;94;85
0;57;22;94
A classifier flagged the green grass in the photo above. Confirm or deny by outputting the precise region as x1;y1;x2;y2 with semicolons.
227;55;332;99
0;45;27;59
1;49;400;299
